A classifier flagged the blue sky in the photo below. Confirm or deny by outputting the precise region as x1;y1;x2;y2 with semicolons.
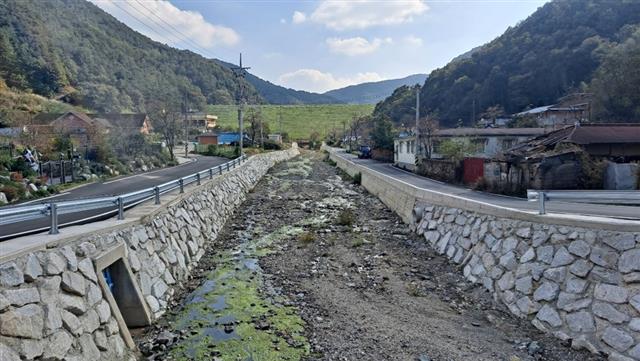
91;0;548;93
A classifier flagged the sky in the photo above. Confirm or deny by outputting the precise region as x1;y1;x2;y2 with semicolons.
90;0;548;93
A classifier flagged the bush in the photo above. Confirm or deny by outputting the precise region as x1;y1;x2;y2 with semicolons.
336;209;355;226
352;172;361;185
298;232;316;244
2;184;22;202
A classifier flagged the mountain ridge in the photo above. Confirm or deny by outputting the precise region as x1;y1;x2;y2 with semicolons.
324;74;427;104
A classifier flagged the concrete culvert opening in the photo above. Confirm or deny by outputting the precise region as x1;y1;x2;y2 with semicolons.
102;259;150;327
95;244;151;349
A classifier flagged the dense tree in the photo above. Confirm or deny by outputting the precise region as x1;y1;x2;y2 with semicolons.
375;0;640;127
0;0;261;112
589;25;640;121
370;115;394;151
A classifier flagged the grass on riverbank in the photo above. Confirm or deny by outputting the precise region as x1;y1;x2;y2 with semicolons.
207;104;374;140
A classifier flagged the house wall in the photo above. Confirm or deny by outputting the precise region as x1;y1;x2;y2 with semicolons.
394;138;416;170
197;136;218;145
432;135;535;159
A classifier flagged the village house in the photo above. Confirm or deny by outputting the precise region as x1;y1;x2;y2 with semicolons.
196;133;219;145
185;113;218;133
394;133;417;170
492;123;640;191
394;127;546;171
89;113;153;135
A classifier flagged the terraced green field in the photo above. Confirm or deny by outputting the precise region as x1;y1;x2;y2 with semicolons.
207;104;374;140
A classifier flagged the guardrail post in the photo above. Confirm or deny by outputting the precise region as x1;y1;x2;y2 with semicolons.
226;162;230;172
538;191;546;215
179;179;184;193
49;203;59;235
209;168;213;179
196;173;201;185
154;186;160;205
60;161;65;184
117;197;124;220
219;166;222;175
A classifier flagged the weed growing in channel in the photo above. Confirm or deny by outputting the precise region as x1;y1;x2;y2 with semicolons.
336;209;355;226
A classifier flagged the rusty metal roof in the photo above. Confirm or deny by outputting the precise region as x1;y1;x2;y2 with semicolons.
436;127;547;137
566;124;640;144
505;123;640;160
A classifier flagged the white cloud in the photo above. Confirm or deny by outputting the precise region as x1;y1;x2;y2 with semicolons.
310;0;428;31
89;0;239;48
404;35;423;47
292;11;307;24
278;69;384;93
326;37;392;56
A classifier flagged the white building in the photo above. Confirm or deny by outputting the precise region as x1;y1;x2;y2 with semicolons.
431;128;547;159
393;128;546;170
394;135;416;170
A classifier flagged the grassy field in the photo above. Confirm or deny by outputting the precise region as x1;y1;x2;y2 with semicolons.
207;104;374;140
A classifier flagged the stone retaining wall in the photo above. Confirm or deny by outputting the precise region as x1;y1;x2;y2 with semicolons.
325;146;640;361
414;204;640;361
0;147;299;361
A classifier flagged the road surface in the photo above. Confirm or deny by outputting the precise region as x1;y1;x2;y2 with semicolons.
331;149;640;220
0;155;230;239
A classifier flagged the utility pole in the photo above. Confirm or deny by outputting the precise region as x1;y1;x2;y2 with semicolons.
415;86;420;155
183;92;189;157
472;99;476;125
231;53;250;156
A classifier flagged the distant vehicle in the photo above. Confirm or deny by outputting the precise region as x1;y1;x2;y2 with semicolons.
358;145;372;159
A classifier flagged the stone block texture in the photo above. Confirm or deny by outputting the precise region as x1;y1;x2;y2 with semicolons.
0;148;298;360
413;204;640;360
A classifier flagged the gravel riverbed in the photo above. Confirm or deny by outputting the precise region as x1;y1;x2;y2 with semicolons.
136;151;603;361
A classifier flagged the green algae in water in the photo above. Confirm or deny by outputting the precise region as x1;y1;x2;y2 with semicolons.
167;224;310;361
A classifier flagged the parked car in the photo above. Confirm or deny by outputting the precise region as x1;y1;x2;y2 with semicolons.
358;145;372;159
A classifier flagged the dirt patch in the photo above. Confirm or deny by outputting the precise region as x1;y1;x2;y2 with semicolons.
138;151;604;361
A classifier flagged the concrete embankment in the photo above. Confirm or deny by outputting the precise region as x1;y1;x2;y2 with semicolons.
0;146;299;361
325;146;640;361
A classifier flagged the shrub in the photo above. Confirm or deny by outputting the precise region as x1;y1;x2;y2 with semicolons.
351;236;365;248
336;209;355;226
352;172;361;185
298;232;316;244
2;185;21;202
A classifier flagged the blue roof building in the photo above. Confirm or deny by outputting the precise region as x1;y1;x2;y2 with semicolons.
217;132;252;145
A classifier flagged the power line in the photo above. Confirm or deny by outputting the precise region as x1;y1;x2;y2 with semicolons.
125;1;186;47
109;1;174;45
132;0;213;57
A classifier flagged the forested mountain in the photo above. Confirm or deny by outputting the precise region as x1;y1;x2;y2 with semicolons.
375;0;640;127
0;0;338;113
324;74;427;104
216;60;341;105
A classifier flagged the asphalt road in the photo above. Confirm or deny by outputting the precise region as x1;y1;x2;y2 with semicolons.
0;155;230;239
332;149;640;220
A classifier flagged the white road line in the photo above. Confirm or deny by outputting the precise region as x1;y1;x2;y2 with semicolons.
102;159;198;185
17;192;70;205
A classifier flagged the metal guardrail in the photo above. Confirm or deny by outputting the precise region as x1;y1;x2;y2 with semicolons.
0;155;247;236
527;189;640;214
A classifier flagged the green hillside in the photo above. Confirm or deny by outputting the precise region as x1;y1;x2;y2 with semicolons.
377;0;640;127
0;0;341;113
208;104;374;140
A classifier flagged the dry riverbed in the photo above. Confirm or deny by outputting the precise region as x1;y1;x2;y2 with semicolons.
136;151;603;361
